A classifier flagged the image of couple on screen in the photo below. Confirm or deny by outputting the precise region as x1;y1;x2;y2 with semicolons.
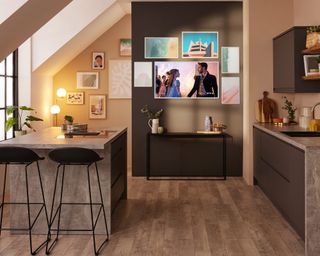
155;62;218;98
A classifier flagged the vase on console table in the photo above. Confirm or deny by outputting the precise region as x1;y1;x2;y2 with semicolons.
148;119;159;134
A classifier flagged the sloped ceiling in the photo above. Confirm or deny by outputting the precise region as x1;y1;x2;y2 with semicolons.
0;0;73;61
34;1;129;76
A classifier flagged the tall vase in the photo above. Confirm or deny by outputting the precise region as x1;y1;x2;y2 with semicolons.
148;119;159;134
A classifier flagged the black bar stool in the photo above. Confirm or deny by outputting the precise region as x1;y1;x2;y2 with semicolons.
46;147;109;255
0;146;49;255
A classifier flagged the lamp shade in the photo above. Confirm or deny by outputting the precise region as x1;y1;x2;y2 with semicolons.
56;88;67;98
50;105;61;114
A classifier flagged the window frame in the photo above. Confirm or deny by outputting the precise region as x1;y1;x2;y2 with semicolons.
0;50;18;141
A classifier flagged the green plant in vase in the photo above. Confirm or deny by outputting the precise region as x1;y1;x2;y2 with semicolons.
140;105;163;119
64;115;74;125
282;96;297;123
5;106;43;136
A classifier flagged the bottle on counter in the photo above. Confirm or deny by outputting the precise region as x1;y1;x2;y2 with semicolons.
204;116;213;131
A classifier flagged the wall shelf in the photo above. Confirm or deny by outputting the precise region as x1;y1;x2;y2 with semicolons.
302;74;320;80
302;44;320;54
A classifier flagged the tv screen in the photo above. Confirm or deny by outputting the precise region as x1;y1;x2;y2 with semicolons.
154;61;219;99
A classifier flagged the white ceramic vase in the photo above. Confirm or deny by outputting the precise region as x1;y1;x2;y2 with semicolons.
148;119;159;134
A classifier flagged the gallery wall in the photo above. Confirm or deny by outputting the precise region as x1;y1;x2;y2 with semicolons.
132;2;243;176
53;15;132;168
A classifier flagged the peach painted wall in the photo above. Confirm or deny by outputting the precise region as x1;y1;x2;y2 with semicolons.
243;0;294;185
53;15;132;169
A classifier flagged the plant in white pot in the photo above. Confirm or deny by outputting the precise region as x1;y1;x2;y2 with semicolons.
140;105;164;134
5;106;43;137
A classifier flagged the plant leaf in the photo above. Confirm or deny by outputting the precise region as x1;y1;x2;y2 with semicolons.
6;106;17;115
5;117;17;132
20;106;34;111
25;115;43;122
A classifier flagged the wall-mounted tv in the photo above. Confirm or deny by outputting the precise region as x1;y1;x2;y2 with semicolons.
154;61;219;99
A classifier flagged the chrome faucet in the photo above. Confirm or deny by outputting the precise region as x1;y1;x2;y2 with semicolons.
311;102;320;119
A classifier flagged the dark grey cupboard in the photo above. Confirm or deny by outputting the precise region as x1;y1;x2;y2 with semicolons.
253;127;305;239
111;132;127;213
273;26;320;93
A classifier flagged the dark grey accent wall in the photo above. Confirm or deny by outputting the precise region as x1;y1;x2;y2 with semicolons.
132;1;243;176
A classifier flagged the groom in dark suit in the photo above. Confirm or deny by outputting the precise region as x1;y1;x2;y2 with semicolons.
187;62;218;97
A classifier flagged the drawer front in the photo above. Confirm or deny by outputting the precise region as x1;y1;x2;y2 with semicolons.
111;147;125;186
260;131;303;182
111;174;125;213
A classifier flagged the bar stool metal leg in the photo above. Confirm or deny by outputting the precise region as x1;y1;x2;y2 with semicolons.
46;164;62;254
25;162;48;255
94;162;109;241
87;163;109;256
94;162;109;254
0;164;7;235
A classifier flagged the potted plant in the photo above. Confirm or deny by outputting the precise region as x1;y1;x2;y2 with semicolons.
64;115;74;125
5;106;43;136
282;96;297;123
141;105;164;134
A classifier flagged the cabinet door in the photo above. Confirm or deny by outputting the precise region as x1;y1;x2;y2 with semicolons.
273;29;295;92
253;128;305;239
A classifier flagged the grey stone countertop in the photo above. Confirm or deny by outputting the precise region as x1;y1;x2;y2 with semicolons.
253;123;320;151
0;127;127;149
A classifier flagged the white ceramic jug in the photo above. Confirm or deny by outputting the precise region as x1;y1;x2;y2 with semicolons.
148;119;159;134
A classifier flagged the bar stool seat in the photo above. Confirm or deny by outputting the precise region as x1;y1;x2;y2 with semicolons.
0;146;49;255
46;147;109;256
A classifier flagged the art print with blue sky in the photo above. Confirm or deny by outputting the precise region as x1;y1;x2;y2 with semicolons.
182;32;219;58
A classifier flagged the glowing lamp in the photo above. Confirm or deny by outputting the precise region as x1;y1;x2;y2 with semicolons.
50;105;61;114
56;88;67;98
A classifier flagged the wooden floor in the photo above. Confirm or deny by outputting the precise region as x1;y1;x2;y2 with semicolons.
0;176;304;256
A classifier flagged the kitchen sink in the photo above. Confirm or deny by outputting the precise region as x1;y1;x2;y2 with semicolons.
281;131;320;137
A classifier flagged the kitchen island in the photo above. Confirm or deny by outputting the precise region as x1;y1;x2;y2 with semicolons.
254;123;320;256
0;127;127;234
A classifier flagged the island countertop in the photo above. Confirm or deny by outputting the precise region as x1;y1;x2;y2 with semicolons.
253;123;320;150
0;127;127;149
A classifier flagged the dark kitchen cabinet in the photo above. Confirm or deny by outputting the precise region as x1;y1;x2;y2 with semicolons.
253;127;305;239
273;26;320;93
111;132;127;213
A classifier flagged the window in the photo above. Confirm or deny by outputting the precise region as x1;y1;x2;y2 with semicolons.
0;51;18;141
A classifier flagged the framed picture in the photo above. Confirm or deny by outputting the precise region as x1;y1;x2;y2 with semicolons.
303;55;320;76
92;52;105;69
221;47;240;74
182;31;219;58
120;39;132;56
154;61;219;99
221;77;240;104
144;37;179;59
134;62;152;87
66;92;84;105
109;60;132;98
77;72;99;89
89;94;106;119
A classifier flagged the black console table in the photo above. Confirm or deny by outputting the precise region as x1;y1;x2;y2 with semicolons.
146;132;232;180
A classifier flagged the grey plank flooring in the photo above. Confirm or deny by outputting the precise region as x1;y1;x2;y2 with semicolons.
0;176;304;255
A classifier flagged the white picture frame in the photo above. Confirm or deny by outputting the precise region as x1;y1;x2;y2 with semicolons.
77;72;99;89
134;62;153;87
89;94;106;119
144;37;179;59
92;52;105;70
108;60;132;98
66;92;84;105
221;47;240;74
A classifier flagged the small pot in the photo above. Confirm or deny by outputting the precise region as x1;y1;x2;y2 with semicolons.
15;130;27;137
